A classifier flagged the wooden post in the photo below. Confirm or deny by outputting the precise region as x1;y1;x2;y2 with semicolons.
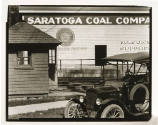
80;59;82;71
103;65;104;79
134;62;135;74
122;61;124;76
101;65;103;78
117;61;119;80
127;61;129;71
60;59;61;70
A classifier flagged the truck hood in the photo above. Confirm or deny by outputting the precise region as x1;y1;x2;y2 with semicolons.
87;85;118;95
86;81;123;94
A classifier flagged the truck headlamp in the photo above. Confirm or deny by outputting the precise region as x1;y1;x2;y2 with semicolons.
96;98;102;105
79;96;84;103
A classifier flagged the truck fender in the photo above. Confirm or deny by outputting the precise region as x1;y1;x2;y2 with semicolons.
96;98;126;117
101;98;124;106
70;98;81;104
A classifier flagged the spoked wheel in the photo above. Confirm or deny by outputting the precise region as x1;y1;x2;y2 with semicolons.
64;101;84;118
135;99;149;112
101;104;125;118
130;84;150;112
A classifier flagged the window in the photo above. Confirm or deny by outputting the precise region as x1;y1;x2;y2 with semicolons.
17;50;31;65
49;49;56;81
49;49;55;64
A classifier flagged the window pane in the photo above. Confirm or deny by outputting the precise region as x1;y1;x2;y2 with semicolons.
17;58;22;65
23;51;28;57
17;51;23;57
24;61;28;65
52;50;55;57
49;50;52;56
52;60;55;63
49;59;52;63
53;56;55;61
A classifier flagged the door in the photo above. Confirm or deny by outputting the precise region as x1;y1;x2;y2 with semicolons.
95;45;107;66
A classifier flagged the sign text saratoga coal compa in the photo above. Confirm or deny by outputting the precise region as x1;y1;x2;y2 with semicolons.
22;16;150;25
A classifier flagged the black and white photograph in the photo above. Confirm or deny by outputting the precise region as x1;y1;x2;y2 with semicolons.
6;5;151;121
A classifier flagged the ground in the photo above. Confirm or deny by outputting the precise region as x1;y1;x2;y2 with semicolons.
8;107;150;120
8;90;84;120
9;91;84;107
9;108;65;119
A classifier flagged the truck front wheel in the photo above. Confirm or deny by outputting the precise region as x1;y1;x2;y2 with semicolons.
101;104;125;118
64;101;84;118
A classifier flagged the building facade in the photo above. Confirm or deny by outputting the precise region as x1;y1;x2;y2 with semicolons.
8;6;151;92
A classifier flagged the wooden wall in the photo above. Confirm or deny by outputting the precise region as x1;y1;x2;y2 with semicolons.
8;52;49;95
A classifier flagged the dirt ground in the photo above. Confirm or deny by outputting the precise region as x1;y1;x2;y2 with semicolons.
8;108;65;120
9;91;85;107
8;107;150;120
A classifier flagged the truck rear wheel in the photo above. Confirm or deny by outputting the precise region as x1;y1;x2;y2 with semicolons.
129;84;149;112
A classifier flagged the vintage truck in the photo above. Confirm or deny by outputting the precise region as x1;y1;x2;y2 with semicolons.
64;52;150;119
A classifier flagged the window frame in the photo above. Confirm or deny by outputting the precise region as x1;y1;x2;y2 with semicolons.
16;50;33;69
49;49;56;64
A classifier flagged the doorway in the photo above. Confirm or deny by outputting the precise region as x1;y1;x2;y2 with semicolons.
95;45;107;66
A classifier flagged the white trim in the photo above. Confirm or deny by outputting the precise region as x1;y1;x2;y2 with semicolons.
19;10;150;14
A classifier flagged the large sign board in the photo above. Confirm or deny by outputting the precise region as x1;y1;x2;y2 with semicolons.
22;15;150;25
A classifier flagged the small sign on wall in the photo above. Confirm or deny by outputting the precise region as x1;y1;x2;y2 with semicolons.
56;28;75;46
95;45;107;66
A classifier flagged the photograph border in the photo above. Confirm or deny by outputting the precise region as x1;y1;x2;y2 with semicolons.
6;5;152;122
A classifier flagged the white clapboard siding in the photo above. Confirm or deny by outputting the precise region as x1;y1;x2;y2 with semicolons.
34;25;149;62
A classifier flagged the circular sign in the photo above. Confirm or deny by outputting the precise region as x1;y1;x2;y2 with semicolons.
56;28;75;46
